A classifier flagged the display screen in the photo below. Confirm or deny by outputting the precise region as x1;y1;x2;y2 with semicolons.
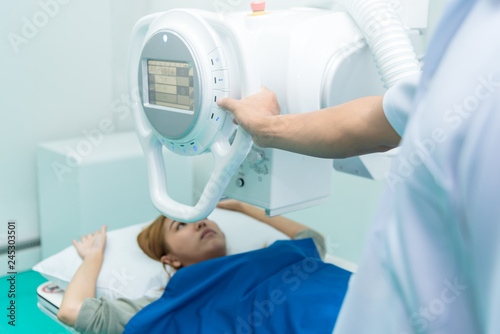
147;60;194;111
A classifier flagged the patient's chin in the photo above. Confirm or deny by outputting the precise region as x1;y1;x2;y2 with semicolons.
203;239;227;259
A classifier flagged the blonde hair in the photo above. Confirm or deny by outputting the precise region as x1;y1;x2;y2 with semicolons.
137;215;176;278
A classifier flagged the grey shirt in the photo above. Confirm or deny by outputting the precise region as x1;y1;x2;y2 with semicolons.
74;230;326;334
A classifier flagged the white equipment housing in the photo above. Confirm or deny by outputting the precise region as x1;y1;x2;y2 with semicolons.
129;2;427;221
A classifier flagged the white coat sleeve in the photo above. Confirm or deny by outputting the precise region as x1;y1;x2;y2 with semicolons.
382;73;422;137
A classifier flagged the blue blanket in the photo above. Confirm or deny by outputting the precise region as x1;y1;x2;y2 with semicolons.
124;238;351;334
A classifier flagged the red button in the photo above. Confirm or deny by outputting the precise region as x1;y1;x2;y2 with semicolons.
250;1;265;12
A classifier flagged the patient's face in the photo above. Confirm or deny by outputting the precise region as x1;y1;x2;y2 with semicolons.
162;217;227;268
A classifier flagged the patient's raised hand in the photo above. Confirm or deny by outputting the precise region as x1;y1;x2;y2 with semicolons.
217;199;246;212
72;225;107;260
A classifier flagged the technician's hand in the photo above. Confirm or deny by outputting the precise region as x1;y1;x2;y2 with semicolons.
72;225;107;260
217;86;281;147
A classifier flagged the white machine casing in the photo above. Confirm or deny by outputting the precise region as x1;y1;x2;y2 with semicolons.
221;8;392;214
129;4;425;220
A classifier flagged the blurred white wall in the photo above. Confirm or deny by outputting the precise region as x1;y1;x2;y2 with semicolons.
0;0;449;269
0;0;114;254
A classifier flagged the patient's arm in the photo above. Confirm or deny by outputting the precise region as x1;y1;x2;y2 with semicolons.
57;225;107;327
217;200;320;239
73;295;158;333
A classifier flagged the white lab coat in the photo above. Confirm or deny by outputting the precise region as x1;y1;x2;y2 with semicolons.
334;0;500;333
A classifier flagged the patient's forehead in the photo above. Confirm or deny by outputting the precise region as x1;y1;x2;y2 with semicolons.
162;217;174;235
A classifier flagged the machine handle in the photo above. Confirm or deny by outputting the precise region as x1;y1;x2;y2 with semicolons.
144;128;252;222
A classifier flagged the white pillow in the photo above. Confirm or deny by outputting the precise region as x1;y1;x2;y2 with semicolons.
33;222;168;300
32;208;289;300
209;208;289;255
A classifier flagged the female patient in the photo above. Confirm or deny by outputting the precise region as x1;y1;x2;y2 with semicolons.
57;200;350;334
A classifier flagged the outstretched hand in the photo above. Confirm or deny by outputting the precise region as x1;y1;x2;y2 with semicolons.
72;225;107;260
217;199;246;213
217;86;281;147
